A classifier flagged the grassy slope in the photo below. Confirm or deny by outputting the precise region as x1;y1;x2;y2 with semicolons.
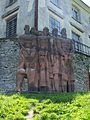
0;92;90;120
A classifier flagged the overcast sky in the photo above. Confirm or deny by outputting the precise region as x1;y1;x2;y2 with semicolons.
82;0;90;7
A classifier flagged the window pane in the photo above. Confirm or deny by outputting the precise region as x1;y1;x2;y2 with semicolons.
72;6;80;22
49;17;60;34
72;32;80;41
6;15;17;37
50;0;60;7
89;17;90;26
8;0;17;5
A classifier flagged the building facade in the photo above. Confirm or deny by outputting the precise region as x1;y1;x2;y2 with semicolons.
0;0;90;47
0;0;90;93
0;0;35;37
38;0;90;46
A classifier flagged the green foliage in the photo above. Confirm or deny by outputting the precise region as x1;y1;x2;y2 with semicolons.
0;92;90;119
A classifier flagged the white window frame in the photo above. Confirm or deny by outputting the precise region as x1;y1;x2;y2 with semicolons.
72;31;80;41
89;17;90;27
72;31;81;50
72;6;81;23
6;0;17;7
50;0;60;8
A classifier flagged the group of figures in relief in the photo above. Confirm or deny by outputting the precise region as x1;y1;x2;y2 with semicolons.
16;25;74;92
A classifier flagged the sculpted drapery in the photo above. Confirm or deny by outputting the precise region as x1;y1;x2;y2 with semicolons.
16;26;74;92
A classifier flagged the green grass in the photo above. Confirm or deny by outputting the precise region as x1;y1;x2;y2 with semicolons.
0;92;90;120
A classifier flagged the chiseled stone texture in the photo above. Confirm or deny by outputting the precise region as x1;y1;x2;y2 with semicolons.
0;39;20;93
0;39;90;93
73;53;90;92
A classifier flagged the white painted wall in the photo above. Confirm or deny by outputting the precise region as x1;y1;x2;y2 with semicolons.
17;0;35;35
38;0;90;46
0;0;7;37
0;0;90;47
0;0;35;37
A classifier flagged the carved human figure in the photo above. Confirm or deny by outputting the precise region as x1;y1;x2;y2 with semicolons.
24;41;38;92
16;49;26;92
24;25;30;34
61;28;67;38
52;28;58;37
16;39;38;92
39;51;48;91
52;54;60;91
46;54;53;92
26;62;37;91
43;27;49;36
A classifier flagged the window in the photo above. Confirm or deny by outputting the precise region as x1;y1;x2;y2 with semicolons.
72;6;81;22
9;0;14;4
6;15;17;37
8;0;17;6
50;0;60;8
72;31;80;50
49;17;60;34
89;17;90;27
6;0;17;8
72;31;80;41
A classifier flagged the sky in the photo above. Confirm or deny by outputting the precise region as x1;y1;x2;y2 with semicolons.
82;0;90;7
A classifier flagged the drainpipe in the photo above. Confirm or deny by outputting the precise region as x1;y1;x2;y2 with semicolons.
34;0;38;31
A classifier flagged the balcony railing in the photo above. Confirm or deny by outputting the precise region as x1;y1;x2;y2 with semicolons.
73;40;90;56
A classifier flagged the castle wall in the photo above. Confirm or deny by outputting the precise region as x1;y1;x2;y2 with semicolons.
0;38;90;93
73;53;90;91
0;39;19;93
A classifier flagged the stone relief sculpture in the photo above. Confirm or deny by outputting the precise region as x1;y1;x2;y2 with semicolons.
39;51;47;91
61;28;67;38
16;49;26;92
16;25;74;92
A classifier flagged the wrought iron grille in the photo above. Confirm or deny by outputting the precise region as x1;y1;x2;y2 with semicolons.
73;40;90;56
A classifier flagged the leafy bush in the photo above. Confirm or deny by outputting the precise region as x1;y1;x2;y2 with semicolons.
0;92;90;119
